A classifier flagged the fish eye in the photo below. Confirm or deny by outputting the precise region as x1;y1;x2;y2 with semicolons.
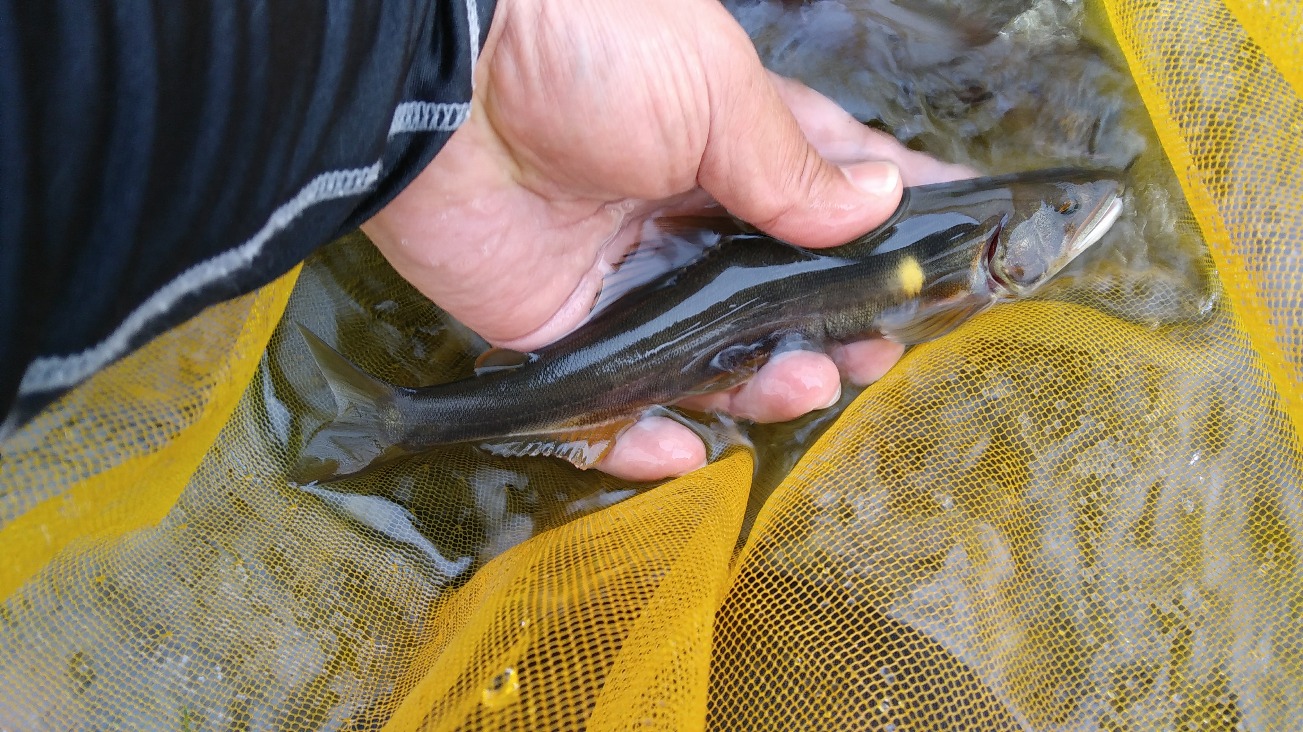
1057;198;1080;215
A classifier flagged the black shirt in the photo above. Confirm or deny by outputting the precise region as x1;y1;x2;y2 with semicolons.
0;0;496;434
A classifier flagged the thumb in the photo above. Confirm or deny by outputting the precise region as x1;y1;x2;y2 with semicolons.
696;41;902;248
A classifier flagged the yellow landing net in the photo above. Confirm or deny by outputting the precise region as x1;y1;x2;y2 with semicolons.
2;0;1300;729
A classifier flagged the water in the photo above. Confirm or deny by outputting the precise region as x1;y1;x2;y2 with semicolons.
262;7;1229;724
2;2;1267;730
263;0;1220;574
724;0;1218;538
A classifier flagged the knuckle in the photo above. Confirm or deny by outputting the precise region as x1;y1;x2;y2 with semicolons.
752;145;825;231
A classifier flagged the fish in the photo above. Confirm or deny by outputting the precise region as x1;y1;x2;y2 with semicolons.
291;167;1125;485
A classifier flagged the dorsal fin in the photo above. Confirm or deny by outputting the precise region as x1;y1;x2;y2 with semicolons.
587;216;735;318
647;210;752;238
474;347;535;376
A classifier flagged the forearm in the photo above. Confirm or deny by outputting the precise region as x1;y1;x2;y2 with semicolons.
0;0;495;432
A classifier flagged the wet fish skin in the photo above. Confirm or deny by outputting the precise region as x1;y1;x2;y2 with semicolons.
293;167;1124;484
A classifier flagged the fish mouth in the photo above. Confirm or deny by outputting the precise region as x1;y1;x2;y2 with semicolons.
1063;190;1124;265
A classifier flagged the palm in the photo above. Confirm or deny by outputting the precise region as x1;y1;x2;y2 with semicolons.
362;0;976;480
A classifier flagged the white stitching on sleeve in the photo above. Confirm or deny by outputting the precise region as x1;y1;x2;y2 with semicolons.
388;101;470;135
17;162;383;395
16;88;477;400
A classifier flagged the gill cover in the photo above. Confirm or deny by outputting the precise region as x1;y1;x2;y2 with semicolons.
987;176;1124;295
874;169;1124;344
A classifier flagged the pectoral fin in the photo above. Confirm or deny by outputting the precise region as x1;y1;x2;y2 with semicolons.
478;420;635;469
877;294;997;345
680;337;785;397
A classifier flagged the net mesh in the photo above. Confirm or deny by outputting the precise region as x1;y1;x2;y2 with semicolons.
1;0;1301;729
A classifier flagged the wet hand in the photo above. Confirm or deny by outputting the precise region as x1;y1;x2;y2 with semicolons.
362;0;976;482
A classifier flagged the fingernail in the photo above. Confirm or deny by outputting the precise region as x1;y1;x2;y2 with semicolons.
819;382;843;410
843;161;900;197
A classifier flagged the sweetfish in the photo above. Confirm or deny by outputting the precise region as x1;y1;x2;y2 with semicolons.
292;167;1124;484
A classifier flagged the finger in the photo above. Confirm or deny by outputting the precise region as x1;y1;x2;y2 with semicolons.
831;338;907;387
766;72;982;186
679;350;842;423
596;416;708;482
695;26;903;249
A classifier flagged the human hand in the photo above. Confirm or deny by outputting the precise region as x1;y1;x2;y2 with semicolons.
362;0;976;481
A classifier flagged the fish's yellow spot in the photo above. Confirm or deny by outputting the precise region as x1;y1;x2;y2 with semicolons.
897;257;925;297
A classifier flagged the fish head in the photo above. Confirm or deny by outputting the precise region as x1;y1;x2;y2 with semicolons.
984;171;1124;297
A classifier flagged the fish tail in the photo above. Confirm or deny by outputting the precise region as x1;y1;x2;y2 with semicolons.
292;326;414;484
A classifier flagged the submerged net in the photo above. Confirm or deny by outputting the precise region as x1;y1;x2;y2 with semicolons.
1;0;1300;729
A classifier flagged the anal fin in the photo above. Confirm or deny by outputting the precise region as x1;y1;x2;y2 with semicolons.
478;420;635;470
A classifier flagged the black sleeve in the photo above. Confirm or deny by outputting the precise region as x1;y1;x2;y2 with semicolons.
0;0;496;435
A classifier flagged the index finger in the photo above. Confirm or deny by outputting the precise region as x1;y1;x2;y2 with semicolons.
767;72;981;186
